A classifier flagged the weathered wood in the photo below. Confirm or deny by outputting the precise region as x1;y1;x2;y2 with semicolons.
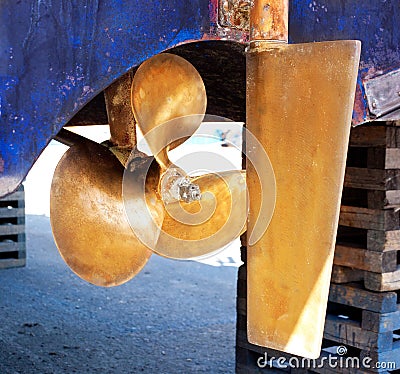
0;241;25;253
362;306;400;333
350;126;388;147
0;224;25;236
334;245;398;273
324;315;393;352
328;283;398;313
339;206;400;231
0;207;24;218
366;190;400;210
348;125;400;148
344;168;400;191
385;190;400;208
365;266;400;292
367;230;400;252
0;258;25;269
0;190;24;202
367;148;400;170
331;265;364;284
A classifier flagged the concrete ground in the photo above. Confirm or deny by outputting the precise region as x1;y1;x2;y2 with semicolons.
0;126;243;373
0;215;239;374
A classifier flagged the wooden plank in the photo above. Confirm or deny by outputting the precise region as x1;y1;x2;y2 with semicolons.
328;283;398;313
0;224;25;236
365;266;400;292
0;207;25;218
385;190;400;207
334;245;398;273
0;258;25;269
368;230;400;252
344;168;400;190
349;125;400;148
367;190;400;210
385;149;400;169
0;241;25;253
331;265;364;284
0;191;24;202
324;315;393;352
349;126;387;147
362;306;400;333
344;168;386;190
367;148;400;170
339;206;399;231
386;126;400;148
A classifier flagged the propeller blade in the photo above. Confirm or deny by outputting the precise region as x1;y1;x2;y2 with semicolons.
50;140;163;287
123;168;247;260
131;53;207;169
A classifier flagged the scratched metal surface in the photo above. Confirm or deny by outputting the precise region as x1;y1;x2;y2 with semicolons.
1;0;399;197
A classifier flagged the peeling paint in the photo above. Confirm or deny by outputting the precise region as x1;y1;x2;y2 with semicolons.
1;0;400;196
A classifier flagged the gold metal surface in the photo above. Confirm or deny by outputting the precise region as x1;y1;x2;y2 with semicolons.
250;0;288;42
128;53;248;259
105;71;137;148
131;53;207;170
50;141;162;287
246;41;361;358
155;170;247;259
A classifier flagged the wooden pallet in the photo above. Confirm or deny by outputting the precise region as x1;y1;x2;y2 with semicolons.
237;265;400;373
330;124;400;292
0;186;26;269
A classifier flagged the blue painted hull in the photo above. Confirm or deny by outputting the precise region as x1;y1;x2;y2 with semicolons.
1;0;399;196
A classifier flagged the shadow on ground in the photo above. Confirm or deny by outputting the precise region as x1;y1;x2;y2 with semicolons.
0;215;238;373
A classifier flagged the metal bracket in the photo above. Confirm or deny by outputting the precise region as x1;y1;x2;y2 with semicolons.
364;68;400;118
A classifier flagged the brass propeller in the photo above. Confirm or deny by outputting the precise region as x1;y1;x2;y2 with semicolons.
50;53;249;287
156;170;247;259
131;53;207;169
129;54;249;259
50;139;161;287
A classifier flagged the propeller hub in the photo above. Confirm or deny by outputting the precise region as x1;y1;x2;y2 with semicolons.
160;167;202;204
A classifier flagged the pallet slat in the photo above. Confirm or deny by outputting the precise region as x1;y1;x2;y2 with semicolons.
365;266;400;292
367;230;400;252
0;241;25;253
328;283;398;315
0;207;25;218
0;224;25;236
0;191;24;202
324;315;394;352
349;125;400;149
0;258;25;270
367;148;400;170
334;245;398;273
331;265;364;284
0;186;25;269
362;306;400;333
